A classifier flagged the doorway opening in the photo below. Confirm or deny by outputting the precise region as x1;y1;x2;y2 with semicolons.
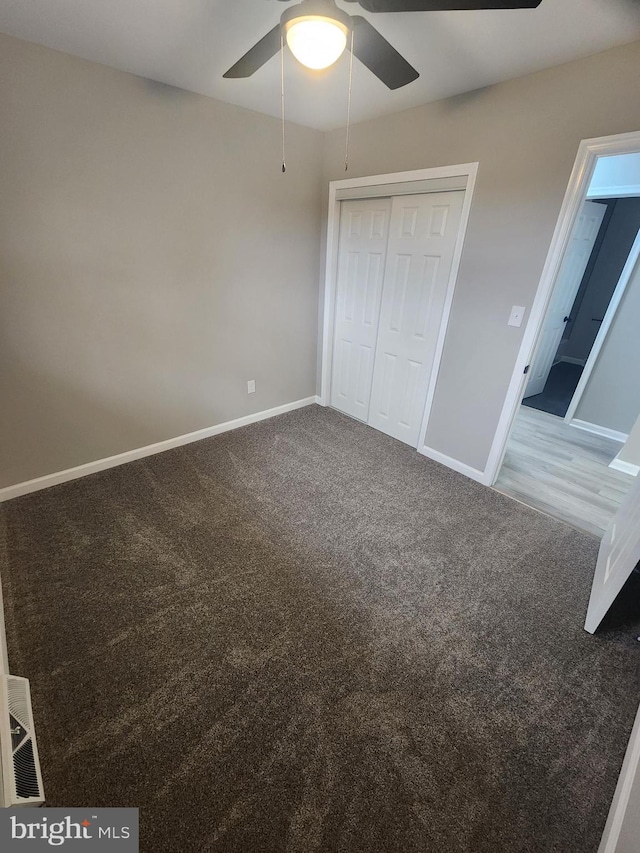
522;185;640;421
491;142;640;537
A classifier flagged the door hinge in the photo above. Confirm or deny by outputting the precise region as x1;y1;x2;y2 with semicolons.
523;364;530;375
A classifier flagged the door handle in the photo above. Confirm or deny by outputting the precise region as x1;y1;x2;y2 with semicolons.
563;316;571;323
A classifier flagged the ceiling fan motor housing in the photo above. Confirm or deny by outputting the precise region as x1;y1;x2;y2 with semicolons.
280;0;353;36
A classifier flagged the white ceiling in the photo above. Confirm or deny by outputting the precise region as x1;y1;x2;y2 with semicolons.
1;0;640;131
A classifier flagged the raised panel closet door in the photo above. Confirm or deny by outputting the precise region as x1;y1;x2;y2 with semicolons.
367;191;464;447
330;198;392;421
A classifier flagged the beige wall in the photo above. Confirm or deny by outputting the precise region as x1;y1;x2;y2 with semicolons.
4;34;640;489
0;34;324;489
576;257;640;435
322;41;640;473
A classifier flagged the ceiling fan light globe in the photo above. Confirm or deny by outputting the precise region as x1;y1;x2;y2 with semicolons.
285;17;349;70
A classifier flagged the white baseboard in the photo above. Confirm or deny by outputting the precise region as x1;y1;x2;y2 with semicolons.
569;419;628;444
559;356;587;367
419;445;491;486
609;457;640;477
0;396;320;504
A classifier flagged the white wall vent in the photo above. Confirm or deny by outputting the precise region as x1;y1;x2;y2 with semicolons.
0;674;45;807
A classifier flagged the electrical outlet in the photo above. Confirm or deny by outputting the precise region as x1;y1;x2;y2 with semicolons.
508;305;526;328
247;379;256;394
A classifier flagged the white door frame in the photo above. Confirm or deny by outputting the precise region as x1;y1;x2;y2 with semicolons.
486;129;640;486
597;702;640;853
319;163;479;453
587;185;640;200
564;226;640;424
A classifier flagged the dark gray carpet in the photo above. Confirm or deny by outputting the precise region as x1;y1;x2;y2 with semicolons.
522;361;583;418
1;405;639;853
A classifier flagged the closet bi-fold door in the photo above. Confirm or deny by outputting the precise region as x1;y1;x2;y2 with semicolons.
368;191;464;446
330;198;392;421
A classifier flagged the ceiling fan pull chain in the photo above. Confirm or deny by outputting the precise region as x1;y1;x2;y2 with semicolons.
281;31;286;173
345;27;355;171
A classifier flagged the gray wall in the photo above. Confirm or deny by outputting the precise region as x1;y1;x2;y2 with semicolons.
322;40;640;473
576;256;640;435
564;198;640;363
4;34;640;488
0;33;324;489
618;412;640;467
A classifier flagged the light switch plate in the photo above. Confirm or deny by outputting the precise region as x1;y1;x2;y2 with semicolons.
508;306;526;328
247;379;256;394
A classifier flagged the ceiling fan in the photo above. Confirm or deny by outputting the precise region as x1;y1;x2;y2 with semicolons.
223;0;543;91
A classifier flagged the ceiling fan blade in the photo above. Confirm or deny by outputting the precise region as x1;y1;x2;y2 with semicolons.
357;0;542;10
351;16;419;90
223;25;281;79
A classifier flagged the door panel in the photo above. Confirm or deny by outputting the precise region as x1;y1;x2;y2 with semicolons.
584;472;640;633
330;198;391;421
525;200;607;398
368;191;464;447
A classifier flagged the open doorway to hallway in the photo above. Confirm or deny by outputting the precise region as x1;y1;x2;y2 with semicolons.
494;150;640;537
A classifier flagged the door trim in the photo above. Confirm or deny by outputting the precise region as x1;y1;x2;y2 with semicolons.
587;183;640;200
563;226;640;423
597;702;640;853
485;129;640;487
320;163;479;453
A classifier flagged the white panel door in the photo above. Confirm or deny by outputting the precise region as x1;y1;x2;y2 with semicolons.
367;191;464;447
524;200;606;398
584;472;640;633
330;198;391;421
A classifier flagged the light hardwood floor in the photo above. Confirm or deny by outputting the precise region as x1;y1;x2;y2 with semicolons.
494;406;635;538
